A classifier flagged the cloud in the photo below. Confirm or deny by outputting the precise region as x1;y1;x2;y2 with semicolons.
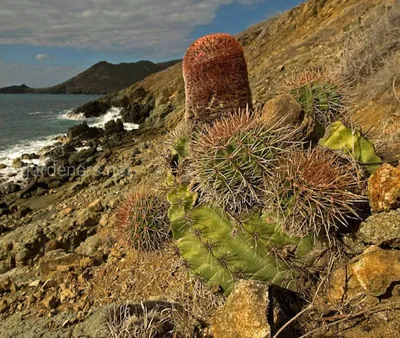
0;0;262;57
0;59;84;87
35;53;50;61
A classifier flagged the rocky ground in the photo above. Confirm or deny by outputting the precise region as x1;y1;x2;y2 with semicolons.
1;0;400;337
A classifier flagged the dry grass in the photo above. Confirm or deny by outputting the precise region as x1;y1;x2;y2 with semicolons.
106;301;196;338
341;2;400;85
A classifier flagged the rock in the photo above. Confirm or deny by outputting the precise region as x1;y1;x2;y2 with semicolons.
0;163;6;169
0;277;12;292
15;247;34;266
21;153;40;160
352;246;400;297
357;210;400;248
39;250;83;277
41;294;58;310
262;94;302;128
67;122;103;142
1;182;21;195
17;206;32;219
0;223;8;234
210;280;270;338
0;299;9;313
120;97;155;124
88;199;103;212
12;158;27;169
104;118;124;135
71;101;110;118
76;235;102;256
368;163;400;212
328;246;400;301
0;208;9;216
68;147;97;167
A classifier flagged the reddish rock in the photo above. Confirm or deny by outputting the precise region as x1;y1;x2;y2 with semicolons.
328;246;400;301
368;163;400;212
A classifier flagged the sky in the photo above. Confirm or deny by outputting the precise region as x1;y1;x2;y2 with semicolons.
0;0;304;88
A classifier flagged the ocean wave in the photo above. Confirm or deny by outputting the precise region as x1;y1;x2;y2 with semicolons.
60;106;139;130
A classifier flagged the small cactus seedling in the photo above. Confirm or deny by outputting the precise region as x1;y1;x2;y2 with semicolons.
116;191;170;251
183;33;252;124
282;70;350;129
167;185;323;295
267;147;366;238
189;110;301;212
319;121;382;174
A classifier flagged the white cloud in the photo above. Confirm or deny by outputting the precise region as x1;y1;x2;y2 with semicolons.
0;59;84;87
0;0;262;57
35;53;49;61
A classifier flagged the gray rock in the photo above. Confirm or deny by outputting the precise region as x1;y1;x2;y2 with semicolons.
357;210;400;248
76;234;102;257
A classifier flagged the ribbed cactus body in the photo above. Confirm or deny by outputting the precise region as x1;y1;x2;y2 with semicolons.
167;185;319;295
291;82;343;124
182;33;252;124
190;112;299;211
319;121;382;174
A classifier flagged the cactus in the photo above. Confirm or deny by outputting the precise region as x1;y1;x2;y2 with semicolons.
116;191;170;251
266;147;366;238
319;121;382;174
282;70;349;132
182;33;252;124
167;185;323;295
189;110;301;212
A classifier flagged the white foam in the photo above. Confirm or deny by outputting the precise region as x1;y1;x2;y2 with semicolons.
0;135;57;184
60;106;139;130
61;110;85;121
1;106;139;185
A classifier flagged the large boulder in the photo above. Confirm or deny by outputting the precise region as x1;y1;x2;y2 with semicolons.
104;118;124;135
120;98;155;124
67;122;103;142
70;101;110;118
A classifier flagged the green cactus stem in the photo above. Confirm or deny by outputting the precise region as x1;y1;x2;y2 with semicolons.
167;185;323;295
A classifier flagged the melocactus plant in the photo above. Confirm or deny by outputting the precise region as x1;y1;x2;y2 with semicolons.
281;70;350;127
116;191;170;251
268;147;365;238
182;33;252;124
189;110;301;212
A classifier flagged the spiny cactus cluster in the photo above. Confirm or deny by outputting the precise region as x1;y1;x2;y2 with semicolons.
116;191;170;251
116;33;384;298
167;185;324;295
189;110;301;212
183;33;252;124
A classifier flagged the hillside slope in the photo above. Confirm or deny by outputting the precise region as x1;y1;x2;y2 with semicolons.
0;60;180;95
73;0;399;139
